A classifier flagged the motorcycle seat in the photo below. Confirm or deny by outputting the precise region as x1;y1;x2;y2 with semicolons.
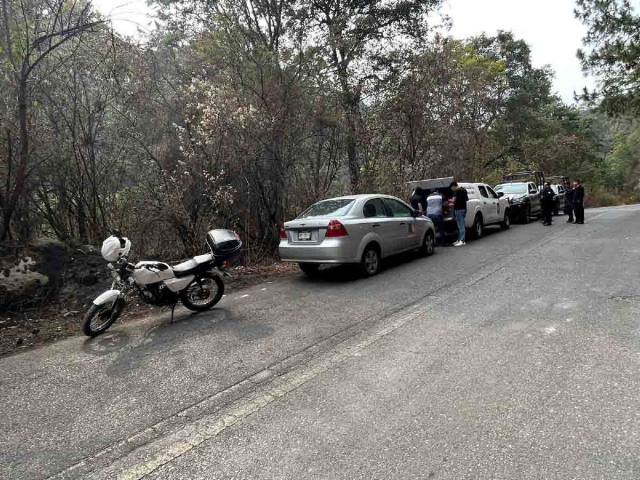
172;254;214;277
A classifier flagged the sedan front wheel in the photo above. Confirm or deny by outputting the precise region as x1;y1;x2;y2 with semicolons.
421;231;435;256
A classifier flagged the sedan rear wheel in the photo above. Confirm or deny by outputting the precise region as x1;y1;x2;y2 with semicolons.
359;245;380;277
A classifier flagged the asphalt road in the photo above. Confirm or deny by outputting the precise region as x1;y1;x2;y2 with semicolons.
2;206;640;479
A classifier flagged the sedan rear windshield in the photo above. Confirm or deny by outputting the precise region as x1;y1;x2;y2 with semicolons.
298;199;355;219
495;184;527;194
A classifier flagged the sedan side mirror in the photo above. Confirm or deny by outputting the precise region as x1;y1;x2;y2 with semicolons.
497;192;504;198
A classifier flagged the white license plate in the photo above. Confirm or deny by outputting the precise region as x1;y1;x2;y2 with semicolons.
298;231;312;241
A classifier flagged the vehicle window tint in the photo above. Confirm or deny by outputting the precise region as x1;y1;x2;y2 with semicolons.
363;198;388;218
298;199;354;218
486;186;499;199
478;186;489;198
383;198;412;218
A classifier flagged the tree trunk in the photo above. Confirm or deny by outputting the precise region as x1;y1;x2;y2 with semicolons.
0;72;28;241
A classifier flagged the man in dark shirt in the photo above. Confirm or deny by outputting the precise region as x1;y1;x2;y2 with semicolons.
450;181;468;246
573;180;585;224
564;185;575;223
409;187;427;214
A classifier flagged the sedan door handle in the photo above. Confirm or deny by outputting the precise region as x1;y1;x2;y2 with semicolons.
399;222;406;226
372;223;381;228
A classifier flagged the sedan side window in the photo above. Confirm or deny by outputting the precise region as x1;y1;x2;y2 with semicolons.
383;198;413;218
529;183;538;194
363;198;388;218
486;186;499;199
478;186;489;198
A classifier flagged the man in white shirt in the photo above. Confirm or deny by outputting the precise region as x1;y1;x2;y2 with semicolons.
426;191;445;245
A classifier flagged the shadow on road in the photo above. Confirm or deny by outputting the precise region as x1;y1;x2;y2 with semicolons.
295;225;507;284
81;307;274;377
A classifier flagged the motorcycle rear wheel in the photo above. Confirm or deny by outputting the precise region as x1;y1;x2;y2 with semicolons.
181;275;225;312
81;298;125;337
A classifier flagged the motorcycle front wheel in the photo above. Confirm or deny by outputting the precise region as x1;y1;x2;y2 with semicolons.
181;275;225;312
81;297;125;337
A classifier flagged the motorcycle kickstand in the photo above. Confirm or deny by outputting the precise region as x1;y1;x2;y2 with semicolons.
170;303;177;324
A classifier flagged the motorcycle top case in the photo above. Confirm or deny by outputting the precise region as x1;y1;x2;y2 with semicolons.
206;229;242;263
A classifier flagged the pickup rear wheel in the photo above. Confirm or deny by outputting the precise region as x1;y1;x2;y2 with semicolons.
471;215;483;240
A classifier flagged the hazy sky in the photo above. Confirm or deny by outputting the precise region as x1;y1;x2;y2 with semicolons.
94;0;596;103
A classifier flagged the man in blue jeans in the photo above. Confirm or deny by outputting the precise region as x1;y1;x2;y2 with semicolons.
451;181;468;247
426;190;445;245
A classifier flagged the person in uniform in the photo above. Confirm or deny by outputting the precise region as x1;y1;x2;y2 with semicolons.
573;180;585;224
541;182;555;226
564;184;575;223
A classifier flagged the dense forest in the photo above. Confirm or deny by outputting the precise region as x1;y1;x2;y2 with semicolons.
1;0;639;261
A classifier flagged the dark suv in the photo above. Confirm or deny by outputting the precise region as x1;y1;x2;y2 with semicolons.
494;171;545;223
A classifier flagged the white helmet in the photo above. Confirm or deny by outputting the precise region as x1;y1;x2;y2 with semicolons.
101;235;132;262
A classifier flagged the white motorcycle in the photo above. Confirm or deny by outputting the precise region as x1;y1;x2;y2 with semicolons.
82;229;242;337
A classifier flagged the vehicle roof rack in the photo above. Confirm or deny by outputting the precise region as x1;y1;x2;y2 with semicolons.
502;170;545;186
547;175;571;187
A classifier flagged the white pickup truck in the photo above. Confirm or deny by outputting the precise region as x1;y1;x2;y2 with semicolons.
408;178;511;240
458;182;511;239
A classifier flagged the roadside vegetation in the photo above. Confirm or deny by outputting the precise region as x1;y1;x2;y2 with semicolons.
1;0;640;344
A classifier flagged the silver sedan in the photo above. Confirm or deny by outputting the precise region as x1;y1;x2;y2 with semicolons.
279;194;436;276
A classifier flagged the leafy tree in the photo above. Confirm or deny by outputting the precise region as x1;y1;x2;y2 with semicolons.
472;31;554;168
575;0;640;114
297;0;445;192
0;0;102;240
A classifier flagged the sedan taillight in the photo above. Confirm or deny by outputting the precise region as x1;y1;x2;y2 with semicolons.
326;219;348;238
280;224;287;239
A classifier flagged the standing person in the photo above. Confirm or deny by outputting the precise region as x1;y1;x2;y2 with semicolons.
541;182;555;226
450;182;468;247
573;180;585;224
564;183;575;223
409;187;426;214
426;190;445;245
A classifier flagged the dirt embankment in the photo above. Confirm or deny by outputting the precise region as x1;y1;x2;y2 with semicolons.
0;242;296;357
